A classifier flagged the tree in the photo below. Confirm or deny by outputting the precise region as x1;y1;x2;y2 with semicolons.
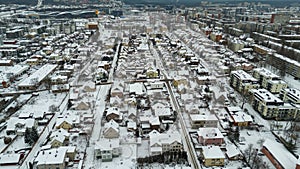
24;128;31;144
24;128;39;145
4;137;12;144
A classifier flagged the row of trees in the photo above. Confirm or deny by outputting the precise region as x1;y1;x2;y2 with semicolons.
244;144;270;169
137;151;188;165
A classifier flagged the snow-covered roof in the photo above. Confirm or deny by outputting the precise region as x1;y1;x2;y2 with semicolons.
198;128;224;139
190;114;218;122
35;147;67;166
149;130;181;147
283;88;300;102
154;106;172;117
202;146;225;159
231;70;258;82
251;88;283;103
0;153;21;165
129;83;146;95
226;144;241;158
263;139;298;169
18;64;57;88
253;68;280;79
104;119;119;130
95;138;120;150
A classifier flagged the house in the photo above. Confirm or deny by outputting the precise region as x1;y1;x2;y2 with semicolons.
6;117;22;135
127;120;137;132
111;83;124;98
252;68;281;89
50;128;70;148
94;139;121;162
173;76;188;88
154;106;173;121
83;81;96;92
261;139;298;169
201;146;225;167
149;130;182;156
106;107;122;122
129;83;146;96
51;84;70;93
0;153;22;166
189;114;218;129
51;75;68;85
226;144;243;160
35;147;68;169
226;107;253;126
71;101;90;110
198;128;224;146
149;116;160;130
146;68;159;78
103;120;119;139
56;118;73;130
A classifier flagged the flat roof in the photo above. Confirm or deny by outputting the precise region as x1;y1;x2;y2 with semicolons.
18;64;57;88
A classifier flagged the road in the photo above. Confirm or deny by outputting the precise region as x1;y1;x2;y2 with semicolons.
19;92;69;169
150;40;201;169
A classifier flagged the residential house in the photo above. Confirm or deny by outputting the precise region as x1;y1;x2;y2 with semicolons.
226;107;253;126
226;144;243;160
198;128;224;146
94;139;121;162
106;107;122;122
50;128;70;148
111;83;124;98
173;76;188;88
35;147;68;169
149;130;182;155
71;101;90;110
51;75;68;85
189;114;218;129
0;153;22;166
56;118;73;130
154;106;173;121
129;83;147;96
83;81;96;92
201;146;225;167
103;120;119;139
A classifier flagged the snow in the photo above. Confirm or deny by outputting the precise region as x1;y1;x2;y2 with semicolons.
18;64;57;88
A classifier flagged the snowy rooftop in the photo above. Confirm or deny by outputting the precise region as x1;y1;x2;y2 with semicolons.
253;68;280;79
18;64;57;87
190;114;218;122
283;88;300;101
263;139;298;169
35;147;67;165
231;70;258;82
202;146;225;159
252;88;283;103
198;128;224;139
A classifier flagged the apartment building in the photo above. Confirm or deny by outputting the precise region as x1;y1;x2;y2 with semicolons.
280;88;300;104
250;89;296;120
149;130;182;155
230;70;259;94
